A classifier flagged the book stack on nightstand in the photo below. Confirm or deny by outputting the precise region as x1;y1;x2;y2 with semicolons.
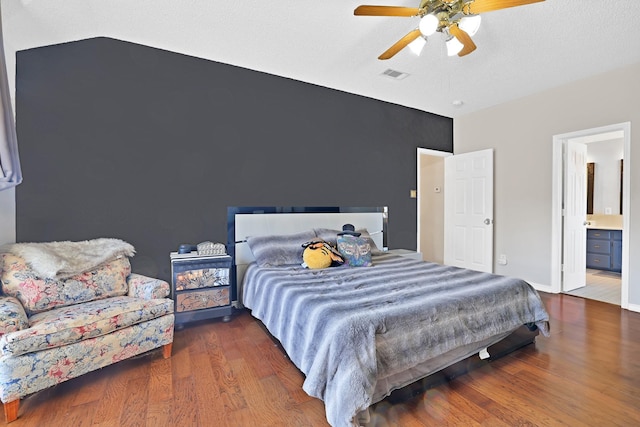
170;252;233;325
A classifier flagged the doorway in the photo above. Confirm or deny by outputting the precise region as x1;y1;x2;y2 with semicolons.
550;122;630;308
416;148;450;263
417;148;494;273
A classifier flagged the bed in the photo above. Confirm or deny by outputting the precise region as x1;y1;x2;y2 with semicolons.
227;206;550;427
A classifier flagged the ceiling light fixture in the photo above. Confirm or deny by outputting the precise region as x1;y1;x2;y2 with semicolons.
409;36;427;55
354;0;545;60
445;35;464;56
418;14;439;36
458;14;481;36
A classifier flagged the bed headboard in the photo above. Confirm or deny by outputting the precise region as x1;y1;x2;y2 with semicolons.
226;206;388;305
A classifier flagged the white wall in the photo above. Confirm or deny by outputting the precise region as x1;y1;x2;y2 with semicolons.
454;62;640;307
0;187;15;245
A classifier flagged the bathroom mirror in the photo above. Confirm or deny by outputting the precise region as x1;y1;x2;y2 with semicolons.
587;163;594;214
586;159;623;215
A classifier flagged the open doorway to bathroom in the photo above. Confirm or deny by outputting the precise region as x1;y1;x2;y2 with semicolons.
565;135;623;304
551;122;630;308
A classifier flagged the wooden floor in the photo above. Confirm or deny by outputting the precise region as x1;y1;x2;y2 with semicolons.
8;292;640;426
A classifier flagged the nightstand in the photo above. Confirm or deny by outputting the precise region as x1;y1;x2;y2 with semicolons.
387;249;423;261
170;253;233;325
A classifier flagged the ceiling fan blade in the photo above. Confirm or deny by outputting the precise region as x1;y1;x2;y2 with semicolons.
449;24;476;57
465;0;544;14
354;6;420;17
378;29;422;60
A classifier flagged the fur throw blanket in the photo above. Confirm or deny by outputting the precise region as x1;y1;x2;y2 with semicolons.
1;238;135;279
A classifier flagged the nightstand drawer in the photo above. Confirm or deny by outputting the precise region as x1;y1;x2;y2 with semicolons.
174;267;229;290
176;288;230;312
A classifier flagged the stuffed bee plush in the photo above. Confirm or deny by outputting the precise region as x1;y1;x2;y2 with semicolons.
301;239;345;269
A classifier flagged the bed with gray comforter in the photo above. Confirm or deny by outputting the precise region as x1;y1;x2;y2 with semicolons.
242;252;550;427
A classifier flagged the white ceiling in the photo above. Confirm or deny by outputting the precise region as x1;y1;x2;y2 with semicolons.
3;0;640;118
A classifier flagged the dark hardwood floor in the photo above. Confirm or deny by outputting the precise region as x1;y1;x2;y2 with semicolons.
8;292;640;426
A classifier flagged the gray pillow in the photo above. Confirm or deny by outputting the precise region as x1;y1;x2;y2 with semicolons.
313;228;341;246
247;230;316;267
314;227;383;254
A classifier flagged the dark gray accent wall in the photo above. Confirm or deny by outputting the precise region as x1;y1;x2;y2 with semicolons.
15;37;452;281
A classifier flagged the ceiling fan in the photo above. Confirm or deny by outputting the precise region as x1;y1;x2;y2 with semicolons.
354;0;545;60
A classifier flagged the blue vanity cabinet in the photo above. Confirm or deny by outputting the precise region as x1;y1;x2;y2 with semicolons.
586;229;622;273
611;230;622;273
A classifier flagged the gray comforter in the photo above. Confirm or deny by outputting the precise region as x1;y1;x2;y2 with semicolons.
242;253;550;427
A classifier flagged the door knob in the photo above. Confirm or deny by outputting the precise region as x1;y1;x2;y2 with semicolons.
484;218;493;225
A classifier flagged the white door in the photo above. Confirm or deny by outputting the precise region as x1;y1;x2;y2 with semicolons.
444;149;494;273
562;141;587;291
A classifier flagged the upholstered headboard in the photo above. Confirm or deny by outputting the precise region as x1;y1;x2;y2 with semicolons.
226;206;388;305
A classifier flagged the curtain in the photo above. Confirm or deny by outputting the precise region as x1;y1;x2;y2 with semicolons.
0;3;22;191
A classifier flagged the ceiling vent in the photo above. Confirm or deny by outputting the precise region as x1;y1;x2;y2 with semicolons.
381;69;409;80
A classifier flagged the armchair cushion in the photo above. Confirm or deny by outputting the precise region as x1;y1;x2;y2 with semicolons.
0;315;174;404
1;254;130;315
127;273;170;299
0;296;173;357
0;297;28;337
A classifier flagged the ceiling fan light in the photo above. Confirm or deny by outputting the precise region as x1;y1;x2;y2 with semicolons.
459;15;481;36
419;14;439;36
446;36;464;56
409;36;427;55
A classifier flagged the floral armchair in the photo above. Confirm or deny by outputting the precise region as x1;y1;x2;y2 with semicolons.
0;240;174;423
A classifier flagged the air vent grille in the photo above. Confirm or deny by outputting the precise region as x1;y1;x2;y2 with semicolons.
381;69;409;80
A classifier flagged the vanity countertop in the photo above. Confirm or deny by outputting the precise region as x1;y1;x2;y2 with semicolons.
586;225;622;231
586;215;623;231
